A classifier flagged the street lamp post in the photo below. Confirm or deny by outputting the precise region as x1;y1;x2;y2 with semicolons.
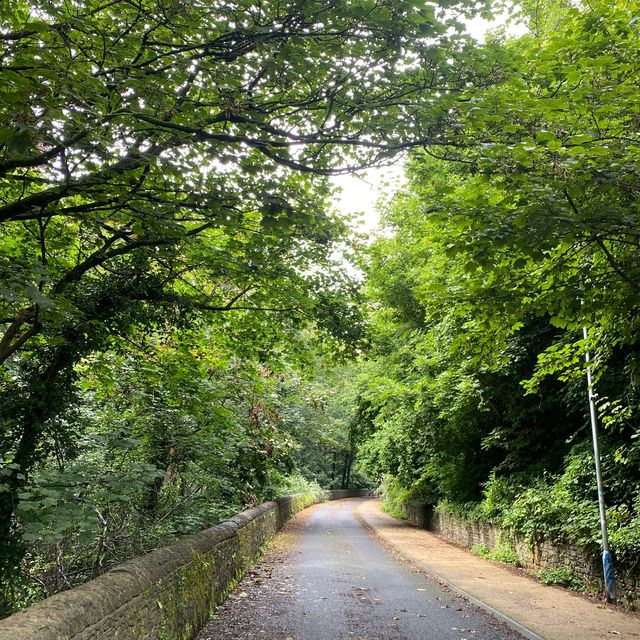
582;326;616;603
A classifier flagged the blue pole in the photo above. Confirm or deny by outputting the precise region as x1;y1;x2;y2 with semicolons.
583;326;616;603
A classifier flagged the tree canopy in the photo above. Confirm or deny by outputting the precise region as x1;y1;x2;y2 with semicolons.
355;0;640;600
1;0;497;614
2;0;640;617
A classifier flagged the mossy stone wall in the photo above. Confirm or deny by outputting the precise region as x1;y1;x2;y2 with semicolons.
0;490;360;640
402;502;640;608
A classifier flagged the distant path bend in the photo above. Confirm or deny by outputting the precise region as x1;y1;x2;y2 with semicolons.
197;498;523;640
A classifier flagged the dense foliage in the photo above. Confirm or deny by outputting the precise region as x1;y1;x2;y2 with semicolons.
2;319;362;613
356;0;640;586
1;0;503;616
2;0;640;618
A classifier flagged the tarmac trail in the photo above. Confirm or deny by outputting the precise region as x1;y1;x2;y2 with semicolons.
196;498;523;640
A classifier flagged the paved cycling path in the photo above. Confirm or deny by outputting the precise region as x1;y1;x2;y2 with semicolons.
355;499;640;640
197;498;522;640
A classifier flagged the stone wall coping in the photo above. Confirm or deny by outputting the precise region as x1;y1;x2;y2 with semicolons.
0;489;375;639
221;500;276;531
0;499;289;638
0;517;241;639
0;489;376;640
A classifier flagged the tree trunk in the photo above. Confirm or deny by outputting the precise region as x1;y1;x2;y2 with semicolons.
341;451;353;489
345;451;353;488
0;352;70;581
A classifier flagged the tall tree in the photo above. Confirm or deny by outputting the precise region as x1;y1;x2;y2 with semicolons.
356;0;640;580
0;0;492;589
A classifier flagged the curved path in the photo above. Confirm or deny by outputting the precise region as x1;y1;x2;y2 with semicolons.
197;498;522;640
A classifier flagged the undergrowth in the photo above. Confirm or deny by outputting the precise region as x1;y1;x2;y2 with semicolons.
471;542;521;567
537;566;584;591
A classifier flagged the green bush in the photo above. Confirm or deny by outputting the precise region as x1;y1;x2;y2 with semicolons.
438;498;485;522
500;481;572;547
537;566;584;591
378;473;439;519
471;544;491;557
471;541;521;567
378;475;411;519
481;472;523;522
608;495;640;564
272;473;324;501
490;540;521;566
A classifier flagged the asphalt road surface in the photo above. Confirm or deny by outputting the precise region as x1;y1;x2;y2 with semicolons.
197;499;523;640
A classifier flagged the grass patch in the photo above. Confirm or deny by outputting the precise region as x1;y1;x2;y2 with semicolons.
471;541;521;567
471;543;491;557
537;566;584;591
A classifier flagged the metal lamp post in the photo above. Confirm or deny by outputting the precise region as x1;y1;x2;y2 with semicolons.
582;325;616;603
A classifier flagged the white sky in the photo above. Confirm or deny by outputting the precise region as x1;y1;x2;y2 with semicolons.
331;164;406;234
330;12;527;233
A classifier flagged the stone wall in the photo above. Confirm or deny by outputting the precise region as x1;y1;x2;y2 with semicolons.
328;489;374;500
402;502;640;608
0;489;369;640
